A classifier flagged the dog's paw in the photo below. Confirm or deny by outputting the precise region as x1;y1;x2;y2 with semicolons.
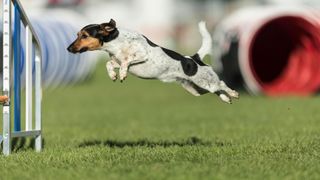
119;72;127;82
229;90;239;99
120;76;126;82
108;71;117;81
219;93;232;104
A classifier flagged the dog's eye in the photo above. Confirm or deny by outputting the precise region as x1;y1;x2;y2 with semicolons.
81;34;88;39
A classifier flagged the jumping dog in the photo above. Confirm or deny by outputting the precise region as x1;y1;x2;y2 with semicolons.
67;19;239;103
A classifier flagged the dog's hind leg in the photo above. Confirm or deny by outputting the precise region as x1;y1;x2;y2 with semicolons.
189;67;237;103
191;79;232;104
188;77;231;103
218;81;239;99
181;83;201;96
215;91;232;104
191;78;236;103
180;80;208;96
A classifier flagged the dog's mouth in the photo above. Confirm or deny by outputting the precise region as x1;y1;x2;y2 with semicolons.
67;45;89;54
79;47;89;53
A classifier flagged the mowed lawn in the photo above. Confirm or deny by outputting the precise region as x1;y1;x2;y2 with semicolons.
1;61;320;180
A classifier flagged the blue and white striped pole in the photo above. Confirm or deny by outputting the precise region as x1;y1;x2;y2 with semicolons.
13;4;21;132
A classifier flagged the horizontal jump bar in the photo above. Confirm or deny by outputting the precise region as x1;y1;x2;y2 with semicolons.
12;130;41;138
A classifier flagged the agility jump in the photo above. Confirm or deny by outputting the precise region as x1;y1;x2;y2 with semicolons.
0;0;42;156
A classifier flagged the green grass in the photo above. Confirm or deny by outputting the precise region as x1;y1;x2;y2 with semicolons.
1;60;320;180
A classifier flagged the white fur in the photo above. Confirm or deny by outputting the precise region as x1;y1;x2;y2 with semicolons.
197;21;212;59
100;22;238;103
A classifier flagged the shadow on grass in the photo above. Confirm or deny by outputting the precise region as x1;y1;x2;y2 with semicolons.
79;137;230;148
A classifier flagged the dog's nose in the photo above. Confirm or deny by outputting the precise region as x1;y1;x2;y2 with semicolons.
67;45;73;52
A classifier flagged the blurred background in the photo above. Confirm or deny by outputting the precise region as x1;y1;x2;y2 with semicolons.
4;0;320;96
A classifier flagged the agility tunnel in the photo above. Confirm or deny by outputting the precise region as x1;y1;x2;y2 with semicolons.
32;19;98;88
212;6;320;96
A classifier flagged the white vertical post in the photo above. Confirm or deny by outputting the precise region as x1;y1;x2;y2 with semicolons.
2;0;12;156
35;54;42;152
25;25;33;131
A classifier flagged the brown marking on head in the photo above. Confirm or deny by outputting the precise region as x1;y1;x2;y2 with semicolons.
67;30;101;53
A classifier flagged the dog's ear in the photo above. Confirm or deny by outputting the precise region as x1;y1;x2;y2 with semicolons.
108;19;116;28
100;19;117;33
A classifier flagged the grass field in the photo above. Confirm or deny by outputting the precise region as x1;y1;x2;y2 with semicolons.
1;61;320;180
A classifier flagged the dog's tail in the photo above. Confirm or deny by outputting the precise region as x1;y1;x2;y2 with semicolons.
196;21;212;59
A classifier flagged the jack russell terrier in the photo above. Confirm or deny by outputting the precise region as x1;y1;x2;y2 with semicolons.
67;19;239;103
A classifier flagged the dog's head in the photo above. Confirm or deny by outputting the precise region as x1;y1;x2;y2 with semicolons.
67;19;118;53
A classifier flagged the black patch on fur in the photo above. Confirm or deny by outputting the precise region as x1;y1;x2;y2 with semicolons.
82;24;119;43
82;24;100;36
143;36;158;47
161;48;198;76
142;36;206;76
191;53;207;66
102;29;119;42
82;24;100;31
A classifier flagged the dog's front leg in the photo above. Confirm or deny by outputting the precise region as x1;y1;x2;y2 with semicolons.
119;59;129;82
106;56;120;81
119;57;147;82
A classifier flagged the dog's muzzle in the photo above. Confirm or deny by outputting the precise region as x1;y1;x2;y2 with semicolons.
67;43;88;54
67;43;76;53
